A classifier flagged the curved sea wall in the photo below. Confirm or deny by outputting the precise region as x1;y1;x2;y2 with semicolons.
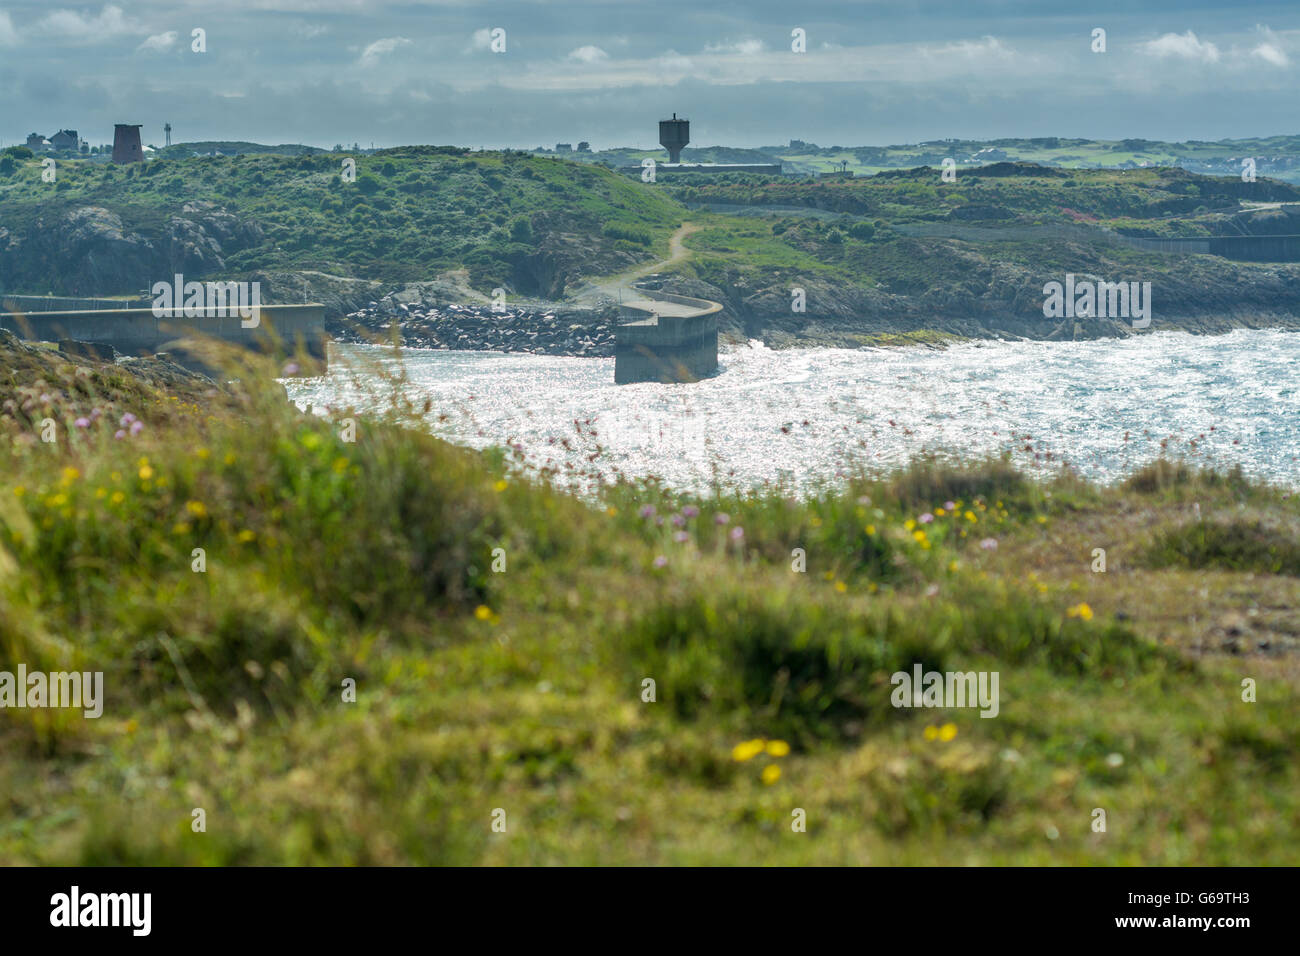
614;287;721;384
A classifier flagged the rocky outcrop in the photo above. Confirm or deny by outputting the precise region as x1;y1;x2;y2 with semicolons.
0;202;263;297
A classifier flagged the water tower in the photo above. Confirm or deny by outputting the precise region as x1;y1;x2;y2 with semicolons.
112;124;143;164
659;113;689;164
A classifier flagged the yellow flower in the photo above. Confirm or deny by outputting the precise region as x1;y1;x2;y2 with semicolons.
924;725;939;741
1037;515;1047;524
172;522;190;535
765;740;790;757
110;491;125;505
934;507;945;516
938;722;957;742
964;510;976;522
138;464;154;481
493;479;508;492
1067;602;1094;621
474;604;495;621
948;560;959;572
237;529;256;543
185;500;207;518
605;506;617;516
809;516;822;528
834;580;847;593
46;493;68;508
912;530;927;544
865;524;876;536
761;764;782;785
12;486;25;497
196;447;210;460
224;453;236;466
904;518;917;531
731;739;766;762
61;466;80;484
94;487;106;499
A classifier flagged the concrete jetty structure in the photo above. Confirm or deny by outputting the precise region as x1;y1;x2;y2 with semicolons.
0;301;329;372
614;285;720;384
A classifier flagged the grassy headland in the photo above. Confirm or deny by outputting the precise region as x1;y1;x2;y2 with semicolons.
1;335;1296;864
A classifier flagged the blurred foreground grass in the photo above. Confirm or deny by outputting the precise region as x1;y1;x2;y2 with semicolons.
1;334;1297;864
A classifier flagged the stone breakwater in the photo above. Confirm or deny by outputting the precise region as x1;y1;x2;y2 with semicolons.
328;302;617;356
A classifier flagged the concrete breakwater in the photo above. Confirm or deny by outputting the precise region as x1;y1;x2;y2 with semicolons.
614;286;721;384
330;302;618;356
0;304;329;371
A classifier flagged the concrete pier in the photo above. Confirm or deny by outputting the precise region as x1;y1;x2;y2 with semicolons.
0;303;329;371
614;287;720;384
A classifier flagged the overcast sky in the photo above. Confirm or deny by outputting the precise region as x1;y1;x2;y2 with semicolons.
2;0;1298;151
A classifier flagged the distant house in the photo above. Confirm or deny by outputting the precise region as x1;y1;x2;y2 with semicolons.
555;143;573;153
577;141;591;152
25;133;50;150
49;129;79;150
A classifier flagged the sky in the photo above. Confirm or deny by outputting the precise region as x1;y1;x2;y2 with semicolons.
1;0;1298;151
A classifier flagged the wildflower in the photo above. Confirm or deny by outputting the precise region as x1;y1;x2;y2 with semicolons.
119;413;136;427
732;739;765;762
925;584;939;597
110;491;125;505
857;495;872;506
681;505;699;518
605;506;616;516
765;740;790;757
74;417;90;429
652;555;667;569
638;504;656;519
904;518;917;531
979;537;998;551
474;605;493;621
113;429;126;440
934;507;945;516
919;512;934;524
185;501;207;518
944;501;956;511
1037;515;1047;524
493;479;508;492
1067;602;1094;621
964;510;977;522
938;722;957;742
912;530;927;544
673;531;689;543
282;362;300;376
671;514;685;527
237;529;256;543
138;464;154;481
129;420;144;436
714;512;730;525
761;764;781;785
61;466;80;483
865;524;876;536
834;580;847;593
730;526;744;541
924;725;939;741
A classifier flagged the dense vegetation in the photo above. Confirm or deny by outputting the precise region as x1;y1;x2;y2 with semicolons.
1;336;1296;864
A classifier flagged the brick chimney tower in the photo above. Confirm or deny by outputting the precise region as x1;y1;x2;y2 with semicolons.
112;124;144;163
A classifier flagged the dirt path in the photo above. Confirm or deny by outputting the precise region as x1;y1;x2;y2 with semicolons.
572;222;714;317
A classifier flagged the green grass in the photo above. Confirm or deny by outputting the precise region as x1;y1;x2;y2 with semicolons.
1;338;1297;864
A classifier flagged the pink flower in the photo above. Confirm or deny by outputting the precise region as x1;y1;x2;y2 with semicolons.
672;514;685;527
714;512;730;525
113;429;126;440
129;420;144;436
730;526;744;541
919;512;934;524
681;505;699;518
119;412;137;427
673;531;689;543
944;501;956;511
653;555;667;569
639;504;656;519
74;417;90;428
282;362;300;376
980;538;998;551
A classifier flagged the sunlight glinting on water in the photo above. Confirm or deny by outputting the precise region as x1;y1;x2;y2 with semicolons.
286;330;1300;494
